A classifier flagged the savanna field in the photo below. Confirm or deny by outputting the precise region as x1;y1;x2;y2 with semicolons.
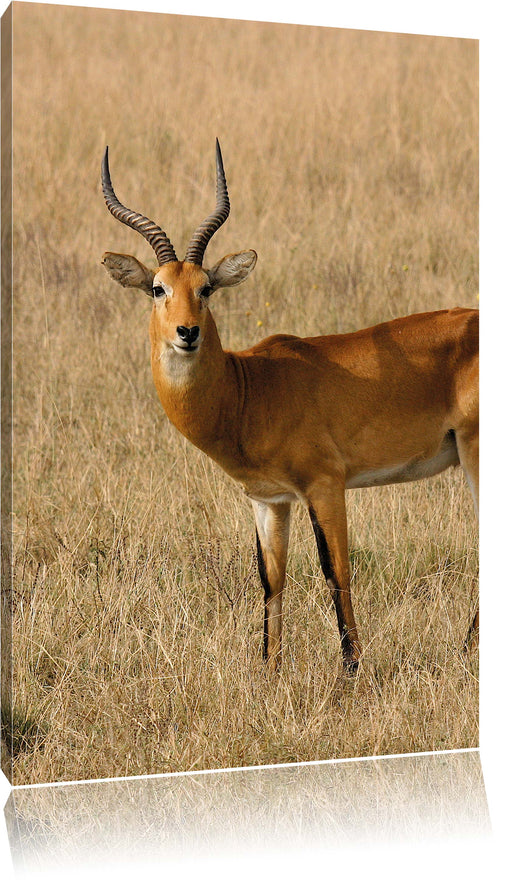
3;3;478;784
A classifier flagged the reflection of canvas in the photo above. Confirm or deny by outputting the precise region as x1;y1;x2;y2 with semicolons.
2;2;478;786
5;752;489;870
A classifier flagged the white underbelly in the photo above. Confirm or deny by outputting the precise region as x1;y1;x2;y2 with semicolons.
346;438;460;489
241;432;460;500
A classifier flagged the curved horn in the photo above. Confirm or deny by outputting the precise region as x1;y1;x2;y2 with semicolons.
184;139;230;265
101;147;178;266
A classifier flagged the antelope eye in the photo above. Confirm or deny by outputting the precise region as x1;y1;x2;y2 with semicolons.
199;285;212;298
153;285;165;298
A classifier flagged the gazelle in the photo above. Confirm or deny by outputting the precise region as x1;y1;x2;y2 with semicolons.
101;140;479;672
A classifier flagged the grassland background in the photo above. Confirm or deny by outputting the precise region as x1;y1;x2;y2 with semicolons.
5;2;478;785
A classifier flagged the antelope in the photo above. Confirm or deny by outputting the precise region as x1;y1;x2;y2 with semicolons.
101;140;479;672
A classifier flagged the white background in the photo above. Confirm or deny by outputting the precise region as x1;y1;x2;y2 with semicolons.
1;0;510;880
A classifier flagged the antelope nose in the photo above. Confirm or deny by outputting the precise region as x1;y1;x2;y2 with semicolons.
176;325;200;345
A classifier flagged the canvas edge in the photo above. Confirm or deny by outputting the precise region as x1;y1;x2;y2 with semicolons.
1;0;14;786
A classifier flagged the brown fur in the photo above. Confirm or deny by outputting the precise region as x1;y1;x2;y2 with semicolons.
103;255;479;672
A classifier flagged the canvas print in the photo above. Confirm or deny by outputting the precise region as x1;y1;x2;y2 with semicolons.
1;2;479;786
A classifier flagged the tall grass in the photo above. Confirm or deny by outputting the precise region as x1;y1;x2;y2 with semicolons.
7;4;478;784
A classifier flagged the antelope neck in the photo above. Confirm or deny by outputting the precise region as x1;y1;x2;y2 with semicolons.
150;315;240;457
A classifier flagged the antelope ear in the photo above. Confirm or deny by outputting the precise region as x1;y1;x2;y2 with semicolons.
207;250;257;291
102;252;155;295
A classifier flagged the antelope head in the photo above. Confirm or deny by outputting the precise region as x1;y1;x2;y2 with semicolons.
101;140;257;364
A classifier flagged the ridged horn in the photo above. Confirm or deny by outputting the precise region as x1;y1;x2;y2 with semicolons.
184;139;230;265
101;146;178;266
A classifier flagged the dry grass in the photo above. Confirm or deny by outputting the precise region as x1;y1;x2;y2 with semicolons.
5;3;478;784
